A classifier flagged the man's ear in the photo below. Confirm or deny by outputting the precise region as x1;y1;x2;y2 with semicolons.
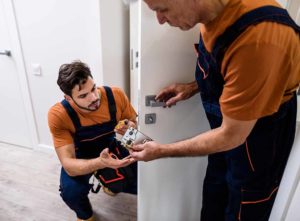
64;94;72;102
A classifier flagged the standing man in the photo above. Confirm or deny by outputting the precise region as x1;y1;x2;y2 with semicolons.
130;0;300;220
48;61;137;221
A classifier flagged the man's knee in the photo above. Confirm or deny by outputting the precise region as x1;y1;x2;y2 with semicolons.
60;182;91;203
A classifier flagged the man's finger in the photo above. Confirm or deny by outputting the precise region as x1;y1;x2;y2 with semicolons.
166;96;180;106
155;89;170;100
130;151;144;161
126;157;137;163
100;148;110;158
122;155;133;160
117;158;136;168
130;144;144;151
128;121;136;128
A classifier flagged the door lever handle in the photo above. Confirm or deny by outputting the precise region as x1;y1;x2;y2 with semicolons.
145;95;166;107
150;100;166;107
0;50;11;56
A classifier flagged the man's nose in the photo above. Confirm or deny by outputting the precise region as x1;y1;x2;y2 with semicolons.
156;11;167;24
89;92;97;101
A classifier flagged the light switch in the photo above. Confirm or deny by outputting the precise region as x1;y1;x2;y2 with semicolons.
32;63;42;76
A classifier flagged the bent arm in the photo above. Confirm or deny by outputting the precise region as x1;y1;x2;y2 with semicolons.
55;144;134;176
55;144;105;177
161;114;257;157
131;114;257;161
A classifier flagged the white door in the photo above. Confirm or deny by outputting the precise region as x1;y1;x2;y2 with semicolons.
130;1;210;220
0;0;32;148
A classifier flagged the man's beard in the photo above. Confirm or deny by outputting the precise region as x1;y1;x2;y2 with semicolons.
73;98;100;111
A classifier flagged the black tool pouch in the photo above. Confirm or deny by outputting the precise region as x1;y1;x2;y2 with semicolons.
92;140;137;194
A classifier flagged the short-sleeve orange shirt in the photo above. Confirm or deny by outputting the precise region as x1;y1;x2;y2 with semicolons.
48;86;137;148
201;0;300;120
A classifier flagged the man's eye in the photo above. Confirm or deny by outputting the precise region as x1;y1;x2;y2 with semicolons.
79;95;86;99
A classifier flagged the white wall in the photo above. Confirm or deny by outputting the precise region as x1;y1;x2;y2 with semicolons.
11;0;104;149
1;0;130;149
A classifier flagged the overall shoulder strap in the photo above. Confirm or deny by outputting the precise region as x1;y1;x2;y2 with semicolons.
61;99;81;129
212;6;300;64
103;86;117;123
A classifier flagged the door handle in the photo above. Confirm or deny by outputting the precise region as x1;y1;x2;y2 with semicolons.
0;50;11;56
145;95;166;107
150;100;166;107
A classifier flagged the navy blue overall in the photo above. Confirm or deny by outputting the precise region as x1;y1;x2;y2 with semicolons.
195;6;300;221
59;86;137;220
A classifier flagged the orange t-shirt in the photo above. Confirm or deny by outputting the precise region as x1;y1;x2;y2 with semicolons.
48;86;137;148
201;0;300;120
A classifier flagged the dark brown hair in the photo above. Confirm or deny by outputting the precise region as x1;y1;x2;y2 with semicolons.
57;60;93;96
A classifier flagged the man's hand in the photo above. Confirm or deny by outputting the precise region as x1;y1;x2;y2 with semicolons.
155;81;199;107
100;148;136;169
114;119;136;135
130;114;257;161
130;141;163;162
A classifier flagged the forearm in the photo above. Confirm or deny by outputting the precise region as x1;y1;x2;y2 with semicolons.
188;80;200;95
130;114;256;162
159;126;243;158
62;157;106;177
